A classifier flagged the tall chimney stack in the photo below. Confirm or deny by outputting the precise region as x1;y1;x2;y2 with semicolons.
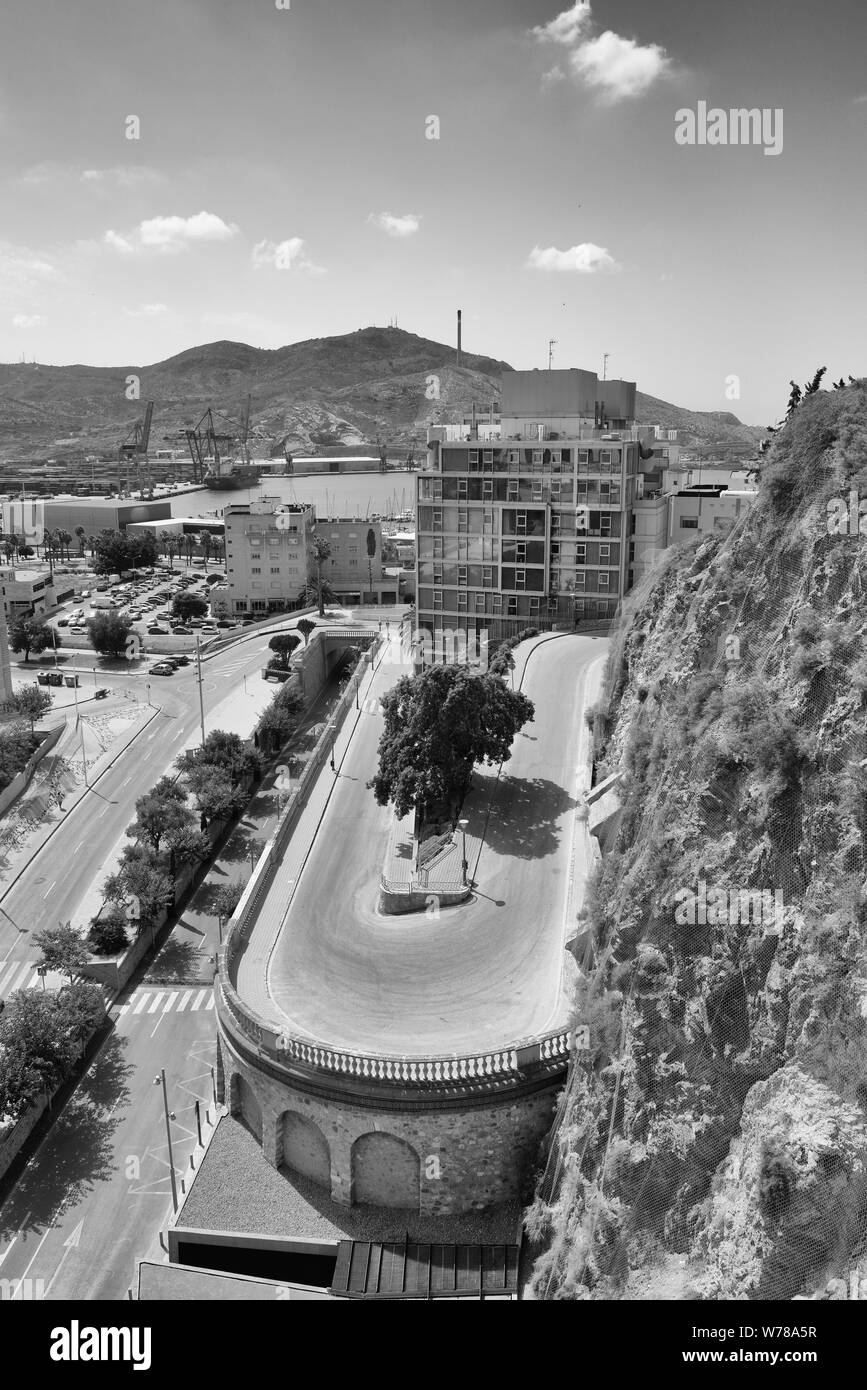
456;309;462;367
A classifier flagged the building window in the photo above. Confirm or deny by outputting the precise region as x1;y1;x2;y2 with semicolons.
516;542;526;563
483;565;493;587
458;511;468;532
529;596;540;613
433;565;443;584
551;512;561;532
483;450;493;465
270;567;280;574
469;450;479;465
507;481;518;501
507;450;519;465
576;543;586;563
680;517;699;529
516;510;527;535
349;559;357;566
532;450;543;466
492;594;502;612
599;572;610;588
550;542;560;561
458;566;468;584
532;483;543;502
433;592;443;608
251;567;261;574
458;478;468;498
420;478;431;500
433;511;442;529
600;544;610;560
507;596;518;616
457;591;467;608
482;480;493;500
601;515;612;535
578;449;589;465
515;569;526;589
550;479;561;498
601;450;611;466
348;545;358;553
251;552;261;560
475;593;485;610
433;537;443;559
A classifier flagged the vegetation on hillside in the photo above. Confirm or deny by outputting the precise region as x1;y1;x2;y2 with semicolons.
528;379;867;1301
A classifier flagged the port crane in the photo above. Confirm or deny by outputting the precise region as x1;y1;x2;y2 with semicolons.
118;401;154;495
184;394;252;481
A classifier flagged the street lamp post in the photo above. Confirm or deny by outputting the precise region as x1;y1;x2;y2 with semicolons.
153;1069;179;1212
36;965;47;991
146;683;151;707
458;817;469;887
329;729;336;772
217;913;224;945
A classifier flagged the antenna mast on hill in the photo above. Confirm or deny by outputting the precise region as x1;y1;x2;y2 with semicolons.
548;339;557;370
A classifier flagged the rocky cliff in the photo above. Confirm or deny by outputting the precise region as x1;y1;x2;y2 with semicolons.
527;382;867;1300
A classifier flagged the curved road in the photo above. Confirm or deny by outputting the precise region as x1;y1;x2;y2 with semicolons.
252;633;608;1055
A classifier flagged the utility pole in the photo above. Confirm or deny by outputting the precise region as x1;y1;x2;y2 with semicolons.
195;635;205;746
154;1070;178;1212
602;353;610;381
548;339;557;370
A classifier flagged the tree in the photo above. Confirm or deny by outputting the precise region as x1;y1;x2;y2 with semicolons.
369;664;535;819
213;881;245;925
366;526;377;601
74;526;86;555
87;912;129;956
165;823;211;866
804;366;827;397
159;530;178;570
4;681;52;732
309;533;332;617
33;921;90;983
0;721;35;792
201;531;212;564
211;537;225;564
206;572;223;586
177;729;259;784
8;615;52;663
57;528;73;561
86;611;134;658
297;618;316;646
267;633;300;669
172;592;208;622
127;790;192;852
103;858;173;932
17;544;34;560
3;532;19;562
488;643;516;683
188;766;246;822
0;990;80;1118
93;529;157;576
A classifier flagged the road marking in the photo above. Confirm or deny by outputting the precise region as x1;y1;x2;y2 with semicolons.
120;775;132;787
163;992;178;1013
191;990;206;1011
147;992;165;1014
98;804;110;816
0;1210;32;1272
9;963;34;993
206;993;215;1010
0;960;22;993
133;993;150;1015
42;880;56;897
177;990;192;1012
74;841;85;853
11;1224;53;1296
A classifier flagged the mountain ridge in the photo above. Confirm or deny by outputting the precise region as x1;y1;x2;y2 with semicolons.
0;326;764;463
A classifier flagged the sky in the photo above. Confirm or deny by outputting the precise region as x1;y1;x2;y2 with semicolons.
0;0;865;425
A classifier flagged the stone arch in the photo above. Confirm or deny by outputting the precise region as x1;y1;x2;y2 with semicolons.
281;1111;331;1189
351;1132;420;1210
230;1072;262;1142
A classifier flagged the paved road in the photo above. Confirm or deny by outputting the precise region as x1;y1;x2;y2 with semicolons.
258;633;607;1054
0;990;217;1300
0;630;306;973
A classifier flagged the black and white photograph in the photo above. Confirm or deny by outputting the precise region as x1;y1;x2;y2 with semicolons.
0;0;865;1355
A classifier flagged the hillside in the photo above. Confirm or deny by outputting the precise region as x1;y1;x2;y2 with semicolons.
0;327;762;464
526;381;867;1301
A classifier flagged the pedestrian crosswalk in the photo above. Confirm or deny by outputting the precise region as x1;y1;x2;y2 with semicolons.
118;987;215;1019
0;959;66;999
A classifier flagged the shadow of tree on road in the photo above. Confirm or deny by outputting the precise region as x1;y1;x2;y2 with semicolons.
479;775;576;861
151;936;204;981
0;1035;134;1237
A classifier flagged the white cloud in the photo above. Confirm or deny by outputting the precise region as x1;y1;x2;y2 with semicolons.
853;94;867;105
569;31;670;102
541;66;567;88
104;211;239;255
367;212;421;238
527;242;620;273
531;2;671;103
20;162;162;189
251;237;324;273
531;2;593;46
0;241;59;292
124;302;168;317
11;313;46;328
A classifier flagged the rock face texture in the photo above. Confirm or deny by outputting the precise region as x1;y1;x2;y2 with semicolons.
527;382;867;1300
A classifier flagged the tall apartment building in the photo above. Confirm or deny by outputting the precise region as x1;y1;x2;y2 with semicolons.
416;367;644;647
222;500;315;616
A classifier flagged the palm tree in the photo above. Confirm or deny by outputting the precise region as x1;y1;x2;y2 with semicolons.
201;531;212;565
159;530;177;570
74;526;86;557
58;529;73;561
87;534;98;560
309;533;332;618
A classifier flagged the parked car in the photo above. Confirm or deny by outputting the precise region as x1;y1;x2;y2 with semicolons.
57;617;70;627
216;619;233;629
147;624;169;635
172;655;191;666
171;624;192;635
201;623;217;633
148;663;175;676
70;624;87;634
94;687;110;699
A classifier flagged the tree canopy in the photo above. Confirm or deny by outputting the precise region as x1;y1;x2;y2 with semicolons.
369;664;535;819
172;592;208;622
8;615;53;662
86;611;135;658
93;529;157;576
